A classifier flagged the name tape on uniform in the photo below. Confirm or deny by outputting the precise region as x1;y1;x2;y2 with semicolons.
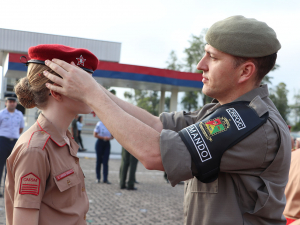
185;124;212;162
56;169;74;181
19;172;40;196
226;108;246;130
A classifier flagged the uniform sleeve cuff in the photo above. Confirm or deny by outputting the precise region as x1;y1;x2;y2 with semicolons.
160;129;193;187
159;112;171;129
14;201;41;209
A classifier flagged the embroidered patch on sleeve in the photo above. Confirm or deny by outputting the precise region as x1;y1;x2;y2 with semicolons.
19;173;40;196
55;169;74;181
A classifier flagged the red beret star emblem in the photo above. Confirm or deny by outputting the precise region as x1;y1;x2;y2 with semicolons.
76;55;86;66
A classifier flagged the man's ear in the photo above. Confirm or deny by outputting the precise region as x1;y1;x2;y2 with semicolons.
238;61;256;84
50;83;63;102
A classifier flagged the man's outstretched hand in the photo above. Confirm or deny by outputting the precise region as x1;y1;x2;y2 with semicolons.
43;59;99;102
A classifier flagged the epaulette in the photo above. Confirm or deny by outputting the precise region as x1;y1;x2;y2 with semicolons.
27;130;51;150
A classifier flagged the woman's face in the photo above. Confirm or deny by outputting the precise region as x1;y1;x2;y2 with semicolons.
64;96;92;115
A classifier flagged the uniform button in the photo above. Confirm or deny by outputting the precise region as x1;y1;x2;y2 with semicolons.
84;215;86;220
41;131;45;135
82;187;85;192
67;180;71;185
75;159;79;164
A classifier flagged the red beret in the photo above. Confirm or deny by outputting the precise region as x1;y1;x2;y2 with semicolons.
28;44;99;73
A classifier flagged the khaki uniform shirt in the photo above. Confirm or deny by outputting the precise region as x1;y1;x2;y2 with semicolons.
283;149;300;221
159;85;291;225
5;114;89;225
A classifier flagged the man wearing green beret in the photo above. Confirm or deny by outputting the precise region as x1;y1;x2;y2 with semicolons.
43;15;291;225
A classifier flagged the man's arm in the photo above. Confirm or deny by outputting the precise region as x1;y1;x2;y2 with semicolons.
97;84;163;133
19;128;23;134
85;87;163;170
43;59;164;170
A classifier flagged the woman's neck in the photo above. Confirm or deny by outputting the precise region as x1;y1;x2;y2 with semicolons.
42;107;75;138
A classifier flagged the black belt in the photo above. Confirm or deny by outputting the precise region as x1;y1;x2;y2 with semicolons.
0;136;18;142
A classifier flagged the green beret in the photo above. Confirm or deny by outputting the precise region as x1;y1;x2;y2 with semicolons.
205;15;281;57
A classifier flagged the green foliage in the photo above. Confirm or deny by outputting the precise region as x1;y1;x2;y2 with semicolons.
124;90;160;116
183;29;207;73
182;29;212;108
269;82;290;122
202;95;213;106
181;91;199;111
292;122;300;131
262;64;280;85
164;96;170;112
166;50;183;71
109;89;116;95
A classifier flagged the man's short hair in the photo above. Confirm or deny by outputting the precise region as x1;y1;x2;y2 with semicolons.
232;53;277;83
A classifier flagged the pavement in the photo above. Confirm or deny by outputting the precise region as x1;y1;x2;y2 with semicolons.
0;156;184;225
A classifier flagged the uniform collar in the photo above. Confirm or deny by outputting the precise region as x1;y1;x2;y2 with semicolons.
233;84;269;102
4;108;16;114
37;113;72;147
211;84;269;104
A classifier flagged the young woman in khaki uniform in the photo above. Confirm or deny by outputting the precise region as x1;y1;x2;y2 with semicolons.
5;44;98;225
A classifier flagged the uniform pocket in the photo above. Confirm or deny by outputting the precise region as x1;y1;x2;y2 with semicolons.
52;168;81;208
190;177;218;193
2;117;10;128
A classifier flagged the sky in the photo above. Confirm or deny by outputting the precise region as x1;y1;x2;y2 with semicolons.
0;0;299;106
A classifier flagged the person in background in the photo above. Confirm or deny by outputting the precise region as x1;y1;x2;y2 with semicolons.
0;93;24;198
77;116;85;151
71;115;84;152
94;120;113;184
119;147;138;190
71;115;79;145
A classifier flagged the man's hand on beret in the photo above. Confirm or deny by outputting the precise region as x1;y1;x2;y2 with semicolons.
43;59;100;103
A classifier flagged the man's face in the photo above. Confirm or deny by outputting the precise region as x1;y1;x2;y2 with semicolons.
5;100;18;112
197;45;241;101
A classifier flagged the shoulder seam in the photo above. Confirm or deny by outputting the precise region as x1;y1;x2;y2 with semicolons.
28;129;51;151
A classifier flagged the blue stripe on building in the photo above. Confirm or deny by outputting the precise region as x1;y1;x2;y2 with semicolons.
94;70;203;88
8;62;203;88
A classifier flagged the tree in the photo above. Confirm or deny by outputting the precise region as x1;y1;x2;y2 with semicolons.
183;29;207;73
269;82;290;122
183;29;213;107
124;90;161;116
166;50;183;71
262;64;280;85
181;91;199;111
164;96;170;112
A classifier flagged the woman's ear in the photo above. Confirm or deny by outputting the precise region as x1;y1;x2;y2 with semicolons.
50;84;63;102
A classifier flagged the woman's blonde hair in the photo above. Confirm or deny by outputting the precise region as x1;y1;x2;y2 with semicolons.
15;63;59;109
